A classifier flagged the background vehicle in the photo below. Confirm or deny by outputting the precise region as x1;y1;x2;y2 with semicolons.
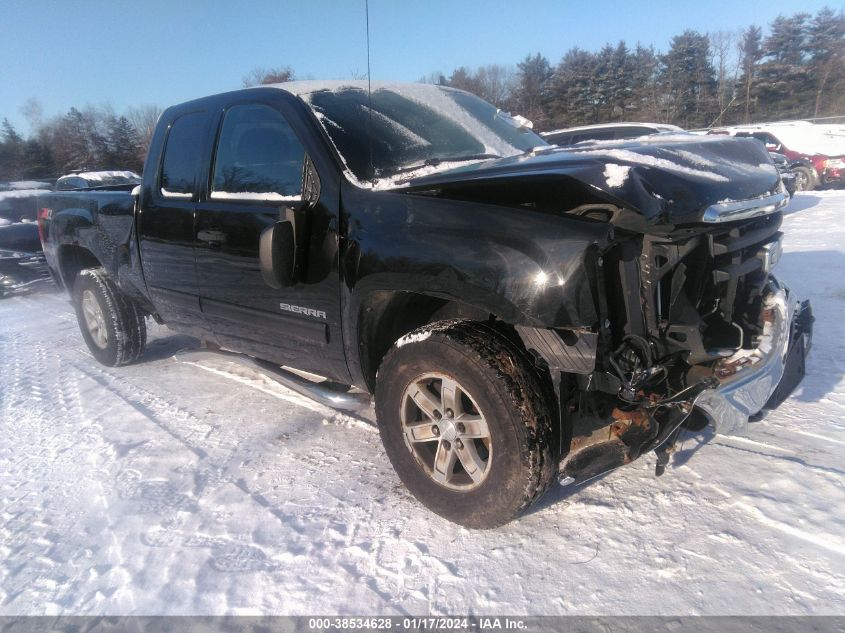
37;82;811;528
769;152;798;196
709;122;845;190
0;183;53;223
54;170;141;191
0;182;55;296
542;122;685;145
0;222;50;297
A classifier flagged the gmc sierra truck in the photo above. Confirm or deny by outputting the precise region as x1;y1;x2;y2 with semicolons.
37;82;813;528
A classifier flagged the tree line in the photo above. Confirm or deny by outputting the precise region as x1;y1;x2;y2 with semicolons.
434;7;845;130
1;7;843;183
0;103;161;183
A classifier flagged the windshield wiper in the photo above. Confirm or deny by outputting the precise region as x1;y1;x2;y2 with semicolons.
384;153;503;177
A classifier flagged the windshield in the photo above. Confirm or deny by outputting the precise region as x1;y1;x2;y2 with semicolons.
302;85;547;184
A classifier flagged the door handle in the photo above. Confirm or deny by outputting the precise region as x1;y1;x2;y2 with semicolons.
197;229;227;245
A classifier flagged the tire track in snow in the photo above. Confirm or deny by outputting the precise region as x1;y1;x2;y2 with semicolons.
733;501;845;557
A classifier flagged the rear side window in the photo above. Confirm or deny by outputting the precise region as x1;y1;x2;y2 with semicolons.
160;111;208;198
211;104;305;201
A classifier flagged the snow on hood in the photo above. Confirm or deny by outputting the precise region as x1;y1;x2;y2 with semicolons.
398;135;782;224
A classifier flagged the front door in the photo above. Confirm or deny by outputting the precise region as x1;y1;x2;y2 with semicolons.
138;109;212;338
194;100;347;380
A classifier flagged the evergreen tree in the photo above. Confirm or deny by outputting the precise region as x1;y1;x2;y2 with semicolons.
808;7;845;117
757;13;813;119
0;119;25;180
106;116;143;171
738;26;763;122
547;48;600;126
659;30;717;128
515;53;552;128
628;45;661;121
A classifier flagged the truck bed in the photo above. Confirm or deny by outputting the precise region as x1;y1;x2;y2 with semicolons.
38;187;145;302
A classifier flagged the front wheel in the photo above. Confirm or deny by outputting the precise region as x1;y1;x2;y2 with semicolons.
793;166;815;192
73;267;147;366
375;320;557;528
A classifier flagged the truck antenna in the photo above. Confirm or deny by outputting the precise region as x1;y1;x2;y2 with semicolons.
365;0;374;183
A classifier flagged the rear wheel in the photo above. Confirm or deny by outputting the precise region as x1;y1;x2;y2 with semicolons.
73;267;147;366
375;320;557;528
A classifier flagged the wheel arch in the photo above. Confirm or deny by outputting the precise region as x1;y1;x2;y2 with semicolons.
353;290;560;435
354;290;487;393
57;244;103;292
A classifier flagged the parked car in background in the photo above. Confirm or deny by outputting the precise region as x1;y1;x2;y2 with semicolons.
0;172;140;295
769;153;797;197
0;182;53;223
0;222;50;298
54;170;141;191
542;122;685;146
708;122;845;190
0;181;57;295
0;180;53;192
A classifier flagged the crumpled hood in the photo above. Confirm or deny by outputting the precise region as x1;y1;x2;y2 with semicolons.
399;134;782;224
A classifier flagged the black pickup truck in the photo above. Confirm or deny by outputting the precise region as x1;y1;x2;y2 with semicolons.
38;82;812;528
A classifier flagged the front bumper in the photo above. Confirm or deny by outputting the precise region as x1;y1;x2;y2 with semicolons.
822;168;844;186
694;278;813;434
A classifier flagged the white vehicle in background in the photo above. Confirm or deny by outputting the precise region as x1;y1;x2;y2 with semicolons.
541;122;685;146
708;122;845;191
54;170;141;191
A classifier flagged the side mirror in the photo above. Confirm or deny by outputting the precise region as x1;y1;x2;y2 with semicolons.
259;208;296;288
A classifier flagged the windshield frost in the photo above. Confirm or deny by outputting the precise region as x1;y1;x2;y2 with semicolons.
302;85;547;184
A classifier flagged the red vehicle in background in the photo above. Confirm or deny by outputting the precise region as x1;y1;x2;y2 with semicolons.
709;122;845;191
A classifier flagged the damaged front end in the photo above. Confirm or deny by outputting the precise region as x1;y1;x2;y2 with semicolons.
405;134;813;483
517;188;813;483
545;201;812;484
521;204;813;484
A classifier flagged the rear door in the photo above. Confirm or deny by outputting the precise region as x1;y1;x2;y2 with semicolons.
194;96;346;379
138;109;212;337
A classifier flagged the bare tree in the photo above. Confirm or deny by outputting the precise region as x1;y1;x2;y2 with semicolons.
418;72;447;85
708;30;741;125
20;98;44;131
241;66;295;87
475;64;518;109
127;104;162;162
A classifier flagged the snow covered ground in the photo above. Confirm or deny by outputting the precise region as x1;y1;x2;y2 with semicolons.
0;191;843;616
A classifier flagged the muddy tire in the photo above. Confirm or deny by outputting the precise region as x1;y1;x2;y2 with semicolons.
375;320;557;528
73;267;147;366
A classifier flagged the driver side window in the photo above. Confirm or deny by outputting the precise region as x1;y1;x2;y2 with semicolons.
211;104;305;202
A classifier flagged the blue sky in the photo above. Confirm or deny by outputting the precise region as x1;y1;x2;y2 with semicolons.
1;0;840;133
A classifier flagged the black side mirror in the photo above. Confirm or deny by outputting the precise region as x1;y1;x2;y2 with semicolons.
259;206;296;288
